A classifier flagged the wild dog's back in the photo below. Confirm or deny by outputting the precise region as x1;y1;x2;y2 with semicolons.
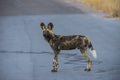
56;35;86;50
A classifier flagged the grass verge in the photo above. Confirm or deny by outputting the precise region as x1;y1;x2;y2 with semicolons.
80;0;120;17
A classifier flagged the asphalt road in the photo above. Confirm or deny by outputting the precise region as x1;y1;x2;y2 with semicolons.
0;0;84;16
0;0;120;80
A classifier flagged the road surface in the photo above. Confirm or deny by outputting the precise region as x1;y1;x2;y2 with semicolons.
0;0;120;80
0;0;84;16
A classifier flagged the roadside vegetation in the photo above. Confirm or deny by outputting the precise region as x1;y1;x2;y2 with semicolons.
80;0;120;18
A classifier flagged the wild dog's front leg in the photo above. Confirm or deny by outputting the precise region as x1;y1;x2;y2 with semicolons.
51;55;58;72
51;50;60;72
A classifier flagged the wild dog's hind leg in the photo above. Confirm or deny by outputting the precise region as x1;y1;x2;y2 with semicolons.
80;48;92;71
51;50;60;72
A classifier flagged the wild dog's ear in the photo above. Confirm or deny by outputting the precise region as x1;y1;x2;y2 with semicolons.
40;22;46;30
47;22;54;30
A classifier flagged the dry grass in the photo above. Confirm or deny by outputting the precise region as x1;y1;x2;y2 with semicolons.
80;0;120;17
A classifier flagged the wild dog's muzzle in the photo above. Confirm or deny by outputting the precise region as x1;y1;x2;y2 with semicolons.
43;31;49;37
43;31;53;40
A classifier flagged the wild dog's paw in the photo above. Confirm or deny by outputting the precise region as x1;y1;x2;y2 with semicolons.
84;68;91;72
51;69;57;72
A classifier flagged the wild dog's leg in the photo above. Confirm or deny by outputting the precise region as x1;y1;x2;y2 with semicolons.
80;48;92;71
51;50;60;72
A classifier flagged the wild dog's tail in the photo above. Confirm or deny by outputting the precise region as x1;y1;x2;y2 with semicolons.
86;37;97;58
88;42;97;58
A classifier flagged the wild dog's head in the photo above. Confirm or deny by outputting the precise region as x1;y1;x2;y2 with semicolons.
40;22;54;41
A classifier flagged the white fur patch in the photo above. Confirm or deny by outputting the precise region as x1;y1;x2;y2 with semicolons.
53;59;57;63
89;49;97;58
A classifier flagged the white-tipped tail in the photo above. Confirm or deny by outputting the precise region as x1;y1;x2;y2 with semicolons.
89;49;97;58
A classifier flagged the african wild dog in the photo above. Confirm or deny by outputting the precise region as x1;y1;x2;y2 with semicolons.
40;22;97;72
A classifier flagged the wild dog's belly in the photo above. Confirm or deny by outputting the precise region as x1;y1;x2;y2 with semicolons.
58;41;81;50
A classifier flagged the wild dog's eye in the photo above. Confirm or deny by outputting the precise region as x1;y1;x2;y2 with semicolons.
46;31;49;33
